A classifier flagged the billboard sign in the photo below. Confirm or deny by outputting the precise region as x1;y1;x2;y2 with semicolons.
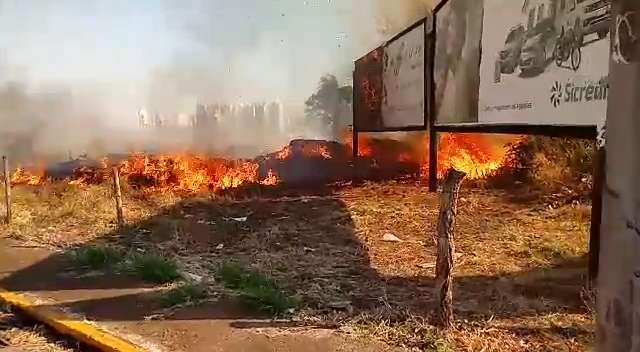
478;0;611;126
433;0;484;125
381;21;426;129
354;19;429;132
354;47;385;132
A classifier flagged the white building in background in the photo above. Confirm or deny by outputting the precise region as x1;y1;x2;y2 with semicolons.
139;107;194;129
138;108;151;127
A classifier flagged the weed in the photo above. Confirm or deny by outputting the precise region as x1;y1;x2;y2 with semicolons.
216;262;296;316
70;246;123;270
161;282;207;307
128;253;181;283
344;309;453;351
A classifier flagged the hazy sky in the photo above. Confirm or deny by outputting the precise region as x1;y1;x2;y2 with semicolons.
0;0;440;131
0;0;395;127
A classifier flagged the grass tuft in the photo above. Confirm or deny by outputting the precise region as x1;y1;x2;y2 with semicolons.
70;246;123;270
128;253;181;283
161;282;207;307
216;262;296;316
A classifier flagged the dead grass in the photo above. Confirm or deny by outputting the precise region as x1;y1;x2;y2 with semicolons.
0;182;186;248
1;180;594;350
0;309;73;352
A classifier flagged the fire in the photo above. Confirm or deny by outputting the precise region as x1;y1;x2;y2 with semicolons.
5;132;518;191
437;134;516;179
277;142;333;160
116;154;267;192
345;131;517;180
9;167;45;186
276;146;292;160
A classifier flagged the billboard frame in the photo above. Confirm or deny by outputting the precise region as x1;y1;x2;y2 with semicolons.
353;17;430;133
430;0;603;136
429;0;602;283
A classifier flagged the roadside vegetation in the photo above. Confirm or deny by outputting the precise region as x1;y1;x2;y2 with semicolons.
0;135;596;351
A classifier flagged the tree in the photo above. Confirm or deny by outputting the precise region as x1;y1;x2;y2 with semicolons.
305;74;353;139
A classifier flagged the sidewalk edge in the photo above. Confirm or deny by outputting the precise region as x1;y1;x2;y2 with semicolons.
0;288;145;352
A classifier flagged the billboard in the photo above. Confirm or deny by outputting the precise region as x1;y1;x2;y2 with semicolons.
381;21;426;129
433;0;484;125
354;19;428;132
478;0;611;126
354;47;384;132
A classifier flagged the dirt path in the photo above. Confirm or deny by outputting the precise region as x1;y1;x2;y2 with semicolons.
0;239;402;352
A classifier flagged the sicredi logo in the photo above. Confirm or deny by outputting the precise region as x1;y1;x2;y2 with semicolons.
550;78;609;108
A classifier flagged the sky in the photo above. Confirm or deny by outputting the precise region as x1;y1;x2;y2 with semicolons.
0;0;396;128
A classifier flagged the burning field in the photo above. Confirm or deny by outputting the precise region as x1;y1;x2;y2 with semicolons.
6;133;515;192
0;134;594;352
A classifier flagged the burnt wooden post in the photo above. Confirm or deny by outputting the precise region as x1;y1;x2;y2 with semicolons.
112;167;124;228
2;156;10;225
434;168;466;328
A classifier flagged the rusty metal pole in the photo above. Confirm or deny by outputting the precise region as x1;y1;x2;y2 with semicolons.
589;146;605;284
434;168;466;328
2;156;10;225
597;0;640;350
112;167;124;228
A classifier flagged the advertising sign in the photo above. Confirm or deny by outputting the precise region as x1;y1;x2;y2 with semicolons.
354;47;384;132
433;0;484;125
478;0;612;126
381;22;426;129
353;19;428;132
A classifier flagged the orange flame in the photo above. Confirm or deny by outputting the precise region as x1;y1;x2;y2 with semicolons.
6;132;518;190
9;167;45;186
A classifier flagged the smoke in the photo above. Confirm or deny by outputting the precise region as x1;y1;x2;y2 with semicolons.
0;78;106;163
370;0;436;38
0;0;440;164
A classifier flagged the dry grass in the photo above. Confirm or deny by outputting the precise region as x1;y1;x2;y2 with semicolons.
0;180;594;351
0;309;73;352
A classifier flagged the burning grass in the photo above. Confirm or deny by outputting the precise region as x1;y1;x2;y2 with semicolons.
0;178;592;351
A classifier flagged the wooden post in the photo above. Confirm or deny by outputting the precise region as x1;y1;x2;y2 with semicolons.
112;167;124;228
434;168;466;328
2;156;10;225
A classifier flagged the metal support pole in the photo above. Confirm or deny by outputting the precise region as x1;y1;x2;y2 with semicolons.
428;128;438;192
2;156;10;225
352;126;360;184
589;146;605;284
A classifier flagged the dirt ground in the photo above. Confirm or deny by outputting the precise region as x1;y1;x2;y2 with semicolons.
0;181;593;351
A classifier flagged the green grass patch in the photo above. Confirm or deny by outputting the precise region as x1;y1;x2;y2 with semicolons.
216;262;296;316
70;246;123;270
161;282;207;307
128;253;182;283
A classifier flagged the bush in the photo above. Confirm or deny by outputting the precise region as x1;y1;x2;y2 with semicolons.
128;254;182;283
70;246;123;270
216;262;296;316
487;136;594;194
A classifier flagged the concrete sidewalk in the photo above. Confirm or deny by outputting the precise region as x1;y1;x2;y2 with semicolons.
0;239;399;352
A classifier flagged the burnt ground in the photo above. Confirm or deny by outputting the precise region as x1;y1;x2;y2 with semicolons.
0;181;593;351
